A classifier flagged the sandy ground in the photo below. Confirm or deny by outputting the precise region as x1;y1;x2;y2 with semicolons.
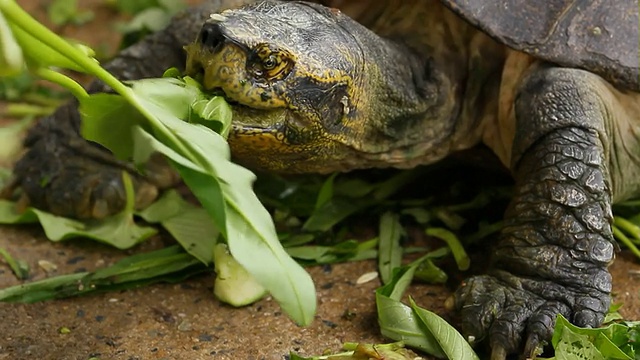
1;1;640;359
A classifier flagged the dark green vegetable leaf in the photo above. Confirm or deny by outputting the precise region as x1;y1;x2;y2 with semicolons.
414;258;447;284
378;212;403;285
80;93;141;160
314;173;337;210
425;227;470;271
0;246;205;303
302;197;370;232
286;238;378;265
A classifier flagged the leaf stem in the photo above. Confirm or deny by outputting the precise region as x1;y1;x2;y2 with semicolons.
33;67;88;99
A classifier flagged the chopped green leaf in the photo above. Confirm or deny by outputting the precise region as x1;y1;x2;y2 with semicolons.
425;227;469;271
314;173;337;210
550;314;636;360
0;247;29;279
375;251;452;357
414;259;447;284
286;238;378;265
303;197;370;232
213;243;267;306
378;212;403;285
137;190;219;264
409;297;480;360
0;246;204;303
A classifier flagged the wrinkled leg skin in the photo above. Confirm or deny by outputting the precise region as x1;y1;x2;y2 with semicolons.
454;67;617;359
2;0;256;219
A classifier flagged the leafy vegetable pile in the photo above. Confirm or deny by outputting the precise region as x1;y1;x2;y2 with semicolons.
2;1;640;359
0;0;316;325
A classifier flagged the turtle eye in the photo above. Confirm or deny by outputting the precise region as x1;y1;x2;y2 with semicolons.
251;44;295;80
262;53;291;79
262;54;278;70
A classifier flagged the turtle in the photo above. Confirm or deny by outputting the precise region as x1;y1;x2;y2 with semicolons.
4;0;640;358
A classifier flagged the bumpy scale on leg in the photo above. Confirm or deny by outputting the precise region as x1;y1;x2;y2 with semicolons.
454;67;616;358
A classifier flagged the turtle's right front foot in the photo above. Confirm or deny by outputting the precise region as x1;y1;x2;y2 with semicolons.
2;131;178;220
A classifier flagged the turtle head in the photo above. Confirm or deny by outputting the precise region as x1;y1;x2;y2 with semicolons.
186;1;454;173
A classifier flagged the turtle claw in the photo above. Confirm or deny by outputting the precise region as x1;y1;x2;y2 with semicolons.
490;345;507;360
523;333;543;360
453;270;609;358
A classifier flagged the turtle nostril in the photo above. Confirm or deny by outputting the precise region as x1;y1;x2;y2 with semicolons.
199;22;225;50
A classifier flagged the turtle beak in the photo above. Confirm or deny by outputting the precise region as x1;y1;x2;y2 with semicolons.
185;21;250;92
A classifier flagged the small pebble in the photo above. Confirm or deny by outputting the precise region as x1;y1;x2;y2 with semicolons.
178;320;192;332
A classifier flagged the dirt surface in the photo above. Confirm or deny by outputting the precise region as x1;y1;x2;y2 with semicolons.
2;1;640;360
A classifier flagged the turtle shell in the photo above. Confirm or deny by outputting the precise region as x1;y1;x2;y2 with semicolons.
441;0;639;91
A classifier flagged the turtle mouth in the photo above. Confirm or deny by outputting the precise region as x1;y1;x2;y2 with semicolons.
213;87;291;133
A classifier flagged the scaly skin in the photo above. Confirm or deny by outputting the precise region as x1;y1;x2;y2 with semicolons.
456;67;618;358
7;1;640;358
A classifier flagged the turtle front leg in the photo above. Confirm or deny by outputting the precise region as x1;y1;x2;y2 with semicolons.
454;67;616;358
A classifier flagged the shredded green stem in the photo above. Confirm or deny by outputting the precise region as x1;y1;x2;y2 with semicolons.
4;103;56;117
613;217;640;244
613;225;640;259
0;247;26;279
34;67;87;99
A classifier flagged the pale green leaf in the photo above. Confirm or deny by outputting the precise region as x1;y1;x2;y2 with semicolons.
409;298;480;360
375;292;445;357
138;190;219;264
0;200;156;248
213;243;267;306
